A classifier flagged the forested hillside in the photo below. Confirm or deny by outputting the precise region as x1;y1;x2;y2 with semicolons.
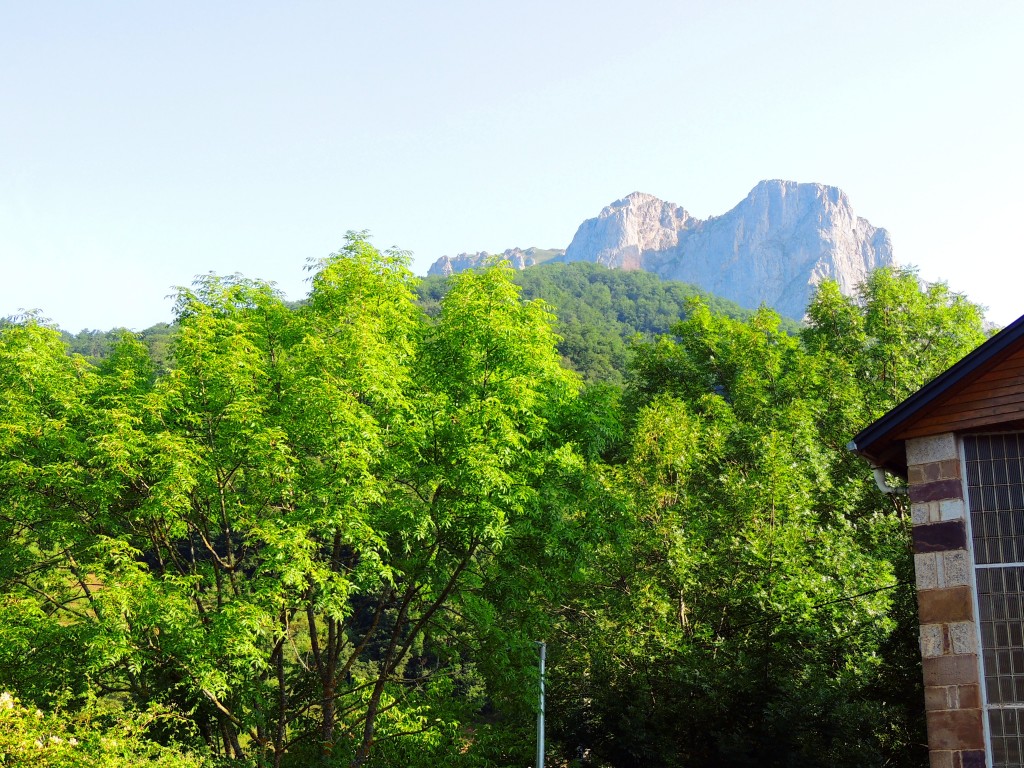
62;322;177;370
426;262;801;383
61;263;797;384
0;236;988;767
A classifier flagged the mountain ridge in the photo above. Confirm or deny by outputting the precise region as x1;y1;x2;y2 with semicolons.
426;180;894;319
427;246;565;277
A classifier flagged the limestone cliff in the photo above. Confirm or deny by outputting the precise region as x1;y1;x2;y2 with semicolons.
427;247;565;277
560;193;694;271
563;181;893;319
425;181;894;319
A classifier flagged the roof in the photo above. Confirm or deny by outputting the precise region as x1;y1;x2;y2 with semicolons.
849;311;1024;477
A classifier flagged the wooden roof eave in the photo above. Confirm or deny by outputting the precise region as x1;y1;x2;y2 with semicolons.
849;313;1024;478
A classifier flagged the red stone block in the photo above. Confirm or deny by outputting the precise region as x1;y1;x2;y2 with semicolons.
913;521;967;553
918;586;974;624
924;685;950;711
957;684;981;709
922;655;980;687
910;479;964;504
939;460;961;481
925;708;984;750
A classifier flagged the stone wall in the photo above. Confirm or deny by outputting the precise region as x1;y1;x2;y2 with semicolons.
906;432;986;768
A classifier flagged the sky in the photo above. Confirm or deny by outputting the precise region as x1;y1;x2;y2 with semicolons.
2;0;1023;331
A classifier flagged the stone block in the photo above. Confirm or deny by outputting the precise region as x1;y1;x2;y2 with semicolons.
921;624;945;657
919;586;973;624
924;685;951;711
960;749;986;768
907;434;958;465
913;502;932;525
939;460;961;480
925;708;984;750
957;684;981;709
916;460;960;483
910;479;964;504
942;551;970;587
916;553;939;590
929;750;954;768
940;499;966;521
948;622;977;655
923;654;980;687
913;521;967;553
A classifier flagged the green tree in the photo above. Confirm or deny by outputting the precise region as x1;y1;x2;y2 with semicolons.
0;257;990;768
552;306;899;766
0;691;208;768
548;270;987;767
0;239;590;768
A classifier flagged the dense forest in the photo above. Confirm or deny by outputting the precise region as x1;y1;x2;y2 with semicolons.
58;262;800;385
420;262;801;383
0;236;989;767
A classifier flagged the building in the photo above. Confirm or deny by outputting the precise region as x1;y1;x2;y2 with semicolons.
850;313;1024;768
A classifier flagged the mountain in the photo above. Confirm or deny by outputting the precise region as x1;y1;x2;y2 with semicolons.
427;246;564;277
561;192;694;271
426;180;894;319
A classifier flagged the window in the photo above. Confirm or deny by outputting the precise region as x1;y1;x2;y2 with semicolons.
966;434;1024;766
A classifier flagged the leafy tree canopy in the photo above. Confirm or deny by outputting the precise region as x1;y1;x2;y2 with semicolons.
0;253;993;768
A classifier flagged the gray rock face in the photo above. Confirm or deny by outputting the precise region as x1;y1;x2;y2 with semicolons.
427;247;565;277
564;181;893;319
425;181;893;319
562;192;694;271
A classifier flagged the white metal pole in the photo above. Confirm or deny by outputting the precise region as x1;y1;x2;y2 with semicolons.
536;640;546;768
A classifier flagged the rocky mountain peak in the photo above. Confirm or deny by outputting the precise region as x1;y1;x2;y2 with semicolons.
425;181;894;319
736;179;851;222
565;192;693;270
564;180;893;318
427;246;565;277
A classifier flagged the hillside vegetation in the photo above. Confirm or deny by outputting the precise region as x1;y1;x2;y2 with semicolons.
0;236;987;767
63;263;797;384
423;262;801;383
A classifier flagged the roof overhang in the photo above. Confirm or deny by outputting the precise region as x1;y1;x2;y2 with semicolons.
849;312;1024;478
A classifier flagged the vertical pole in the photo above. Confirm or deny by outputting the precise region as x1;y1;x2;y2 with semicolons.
536;640;546;768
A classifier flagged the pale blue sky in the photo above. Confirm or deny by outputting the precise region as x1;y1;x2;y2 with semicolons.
2;1;1022;330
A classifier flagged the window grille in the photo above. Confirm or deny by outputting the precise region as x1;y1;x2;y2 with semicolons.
966;434;1024;766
